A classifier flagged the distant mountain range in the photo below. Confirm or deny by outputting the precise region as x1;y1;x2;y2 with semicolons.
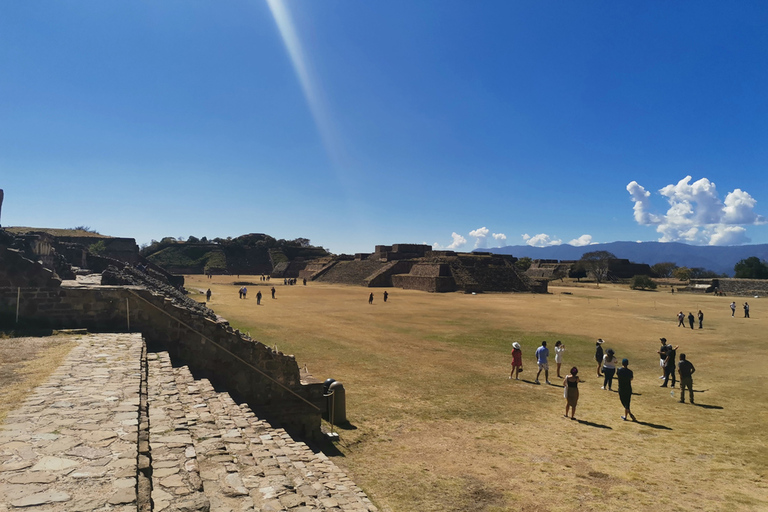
481;241;768;277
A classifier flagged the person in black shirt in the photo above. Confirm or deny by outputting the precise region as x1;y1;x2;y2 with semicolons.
678;353;696;403
661;343;679;388
658;339;668;379
687;312;695;330
617;358;636;421
595;339;604;377
698;310;704;329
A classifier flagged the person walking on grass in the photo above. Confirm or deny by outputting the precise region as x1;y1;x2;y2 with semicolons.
678;353;696;404
687;312;695;330
510;342;523;380
698;310;704;329
602;348;618;390
369;293;374;304
271;287;276;299
595;339;605;377
535;341;550;385
617;359;637;421
658;338;668;379
677;311;685;327
563;367;582;420
661;343;679;388
730;301;736;317
256;290;262;305
554;341;565;378
206;289;212;302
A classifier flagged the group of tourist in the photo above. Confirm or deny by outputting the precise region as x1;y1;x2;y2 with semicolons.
510;335;698;422
730;301;750;317
367;291;389;304
676;310;704;329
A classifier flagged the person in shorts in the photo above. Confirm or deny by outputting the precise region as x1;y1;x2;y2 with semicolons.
535;341;550;385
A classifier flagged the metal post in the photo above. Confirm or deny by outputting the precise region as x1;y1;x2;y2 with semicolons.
16;287;20;324
329;389;336;435
126;298;130;332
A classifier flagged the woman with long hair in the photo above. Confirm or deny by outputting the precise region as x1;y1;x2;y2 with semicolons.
563;367;583;420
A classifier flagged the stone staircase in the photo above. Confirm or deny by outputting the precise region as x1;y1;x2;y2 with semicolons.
313;260;389;287
147;351;377;512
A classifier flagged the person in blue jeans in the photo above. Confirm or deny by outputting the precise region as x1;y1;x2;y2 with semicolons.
535;341;550;385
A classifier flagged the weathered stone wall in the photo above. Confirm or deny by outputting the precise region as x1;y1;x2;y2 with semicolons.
708;278;768;297
365;260;414;287
0;246;62;288
391;274;456;292
0;282;323;437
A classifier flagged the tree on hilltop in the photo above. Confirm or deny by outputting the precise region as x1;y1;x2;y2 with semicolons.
734;257;768;279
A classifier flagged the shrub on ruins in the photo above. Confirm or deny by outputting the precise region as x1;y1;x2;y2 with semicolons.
630;274;657;290
734;257;768;279
89;240;107;255
515;257;533;271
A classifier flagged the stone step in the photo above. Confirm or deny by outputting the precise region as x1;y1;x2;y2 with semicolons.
148;351;377;512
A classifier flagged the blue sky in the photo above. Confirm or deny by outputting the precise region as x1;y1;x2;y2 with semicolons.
2;1;767;254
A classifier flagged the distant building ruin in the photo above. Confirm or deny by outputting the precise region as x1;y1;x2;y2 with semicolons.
306;243;547;293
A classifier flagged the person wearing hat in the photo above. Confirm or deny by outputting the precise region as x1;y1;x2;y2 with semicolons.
595;339;605;377
602;348;619;390
510;342;523;380
617;358;637;421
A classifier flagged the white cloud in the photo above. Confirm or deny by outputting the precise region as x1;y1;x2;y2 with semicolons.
469;226;490;248
568;234;593;246
522;233;562;247
492;233;507;241
433;232;467;251
627;176;766;245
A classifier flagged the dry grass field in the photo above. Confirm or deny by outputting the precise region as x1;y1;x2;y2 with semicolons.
200;276;767;511
0;335;78;424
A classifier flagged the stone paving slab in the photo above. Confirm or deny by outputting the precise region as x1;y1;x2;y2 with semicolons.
0;333;142;511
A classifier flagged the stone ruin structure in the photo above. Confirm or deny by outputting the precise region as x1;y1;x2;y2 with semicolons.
1;224;379;510
526;258;654;282
0;227;326;437
306;243;547;293
681;277;768;297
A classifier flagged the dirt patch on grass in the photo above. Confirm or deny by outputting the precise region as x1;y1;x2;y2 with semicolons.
0;335;78;423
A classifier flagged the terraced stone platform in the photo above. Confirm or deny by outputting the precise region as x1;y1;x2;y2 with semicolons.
0;334;377;512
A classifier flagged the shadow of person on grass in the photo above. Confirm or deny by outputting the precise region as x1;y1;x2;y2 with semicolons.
692;403;723;410
634;420;672;430
575;419;612;429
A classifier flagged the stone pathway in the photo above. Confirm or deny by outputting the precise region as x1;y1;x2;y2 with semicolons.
0;334;378;511
0;333;142;511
